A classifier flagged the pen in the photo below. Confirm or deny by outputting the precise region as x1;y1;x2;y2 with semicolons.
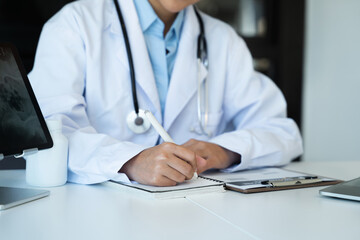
144;110;175;143
229;176;319;186
144;110;198;180
261;176;318;185
265;178;323;187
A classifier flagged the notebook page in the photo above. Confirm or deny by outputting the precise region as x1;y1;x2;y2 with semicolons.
116;177;222;193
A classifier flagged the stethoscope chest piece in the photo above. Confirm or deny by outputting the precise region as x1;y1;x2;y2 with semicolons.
126;109;151;134
114;0;209;136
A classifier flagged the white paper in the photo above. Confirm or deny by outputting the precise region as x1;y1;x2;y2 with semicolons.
114;177;222;193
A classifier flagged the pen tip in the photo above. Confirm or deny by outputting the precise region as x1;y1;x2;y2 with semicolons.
191;172;198;180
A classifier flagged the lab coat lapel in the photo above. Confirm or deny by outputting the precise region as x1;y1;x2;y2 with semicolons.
109;0;161;116
164;7;208;130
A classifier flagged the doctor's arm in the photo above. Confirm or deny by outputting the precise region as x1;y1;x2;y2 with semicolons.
29;27;135;184
29;6;198;186
184;33;303;173
28;7;143;184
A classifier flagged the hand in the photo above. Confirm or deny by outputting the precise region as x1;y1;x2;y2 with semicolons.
119;143;197;187
182;139;240;174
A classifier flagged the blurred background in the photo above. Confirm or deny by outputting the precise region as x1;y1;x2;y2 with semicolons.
1;0;359;169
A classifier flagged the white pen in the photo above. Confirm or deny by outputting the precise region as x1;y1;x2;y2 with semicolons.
144;110;198;180
144;110;175;143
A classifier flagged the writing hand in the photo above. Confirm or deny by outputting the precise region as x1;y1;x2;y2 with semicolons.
120;142;197;187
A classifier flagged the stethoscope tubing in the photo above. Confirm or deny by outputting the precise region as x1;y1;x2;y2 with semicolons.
113;0;140;115
113;0;210;136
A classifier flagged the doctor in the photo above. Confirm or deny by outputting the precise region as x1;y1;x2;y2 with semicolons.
29;0;303;186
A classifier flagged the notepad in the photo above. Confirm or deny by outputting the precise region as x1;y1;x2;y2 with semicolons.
104;177;225;199
104;167;340;199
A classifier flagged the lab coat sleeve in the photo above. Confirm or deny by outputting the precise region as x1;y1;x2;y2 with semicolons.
209;33;303;172
29;6;146;184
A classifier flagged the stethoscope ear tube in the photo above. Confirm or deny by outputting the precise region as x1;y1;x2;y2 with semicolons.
113;0;139;115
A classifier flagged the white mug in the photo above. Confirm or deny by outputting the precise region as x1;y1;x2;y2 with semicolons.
25;119;68;187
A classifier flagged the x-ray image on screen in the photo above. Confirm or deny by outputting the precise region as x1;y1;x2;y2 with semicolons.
0;46;47;153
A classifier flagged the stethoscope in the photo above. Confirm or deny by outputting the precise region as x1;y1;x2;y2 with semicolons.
113;0;211;136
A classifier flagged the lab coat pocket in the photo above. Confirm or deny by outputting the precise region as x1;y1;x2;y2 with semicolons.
190;110;224;139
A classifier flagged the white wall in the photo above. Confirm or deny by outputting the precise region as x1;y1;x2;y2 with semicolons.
302;0;360;161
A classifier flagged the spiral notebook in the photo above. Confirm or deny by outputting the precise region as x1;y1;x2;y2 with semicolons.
104;168;340;199
104;177;225;199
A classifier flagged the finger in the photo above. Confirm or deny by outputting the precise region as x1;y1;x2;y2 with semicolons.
196;155;208;174
161;143;197;172
153;175;177;187
181;138;198;148
167;157;195;180
182;140;210;161
181;139;193;148
161;164;187;183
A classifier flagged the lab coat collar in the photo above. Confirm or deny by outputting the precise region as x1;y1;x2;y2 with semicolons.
107;0;162;119
164;7;208;130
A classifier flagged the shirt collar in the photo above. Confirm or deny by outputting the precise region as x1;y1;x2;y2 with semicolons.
134;0;184;39
133;0;158;32
170;10;184;41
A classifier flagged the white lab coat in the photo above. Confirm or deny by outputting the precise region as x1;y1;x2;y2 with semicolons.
29;0;303;184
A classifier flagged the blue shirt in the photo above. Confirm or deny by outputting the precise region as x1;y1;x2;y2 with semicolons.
133;0;184;115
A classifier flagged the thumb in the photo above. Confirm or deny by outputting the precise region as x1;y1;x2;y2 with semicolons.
196;155;207;174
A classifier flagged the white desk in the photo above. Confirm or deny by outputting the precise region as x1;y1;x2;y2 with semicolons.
0;171;250;240
188;161;360;240
0;161;359;240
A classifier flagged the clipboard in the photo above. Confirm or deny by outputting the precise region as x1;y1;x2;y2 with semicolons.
200;168;342;194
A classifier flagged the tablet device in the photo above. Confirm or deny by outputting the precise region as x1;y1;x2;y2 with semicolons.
320;177;360;202
0;43;53;159
0;43;52;210
0;186;49;210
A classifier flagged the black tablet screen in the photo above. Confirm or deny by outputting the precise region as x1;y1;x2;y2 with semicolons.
0;43;52;156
